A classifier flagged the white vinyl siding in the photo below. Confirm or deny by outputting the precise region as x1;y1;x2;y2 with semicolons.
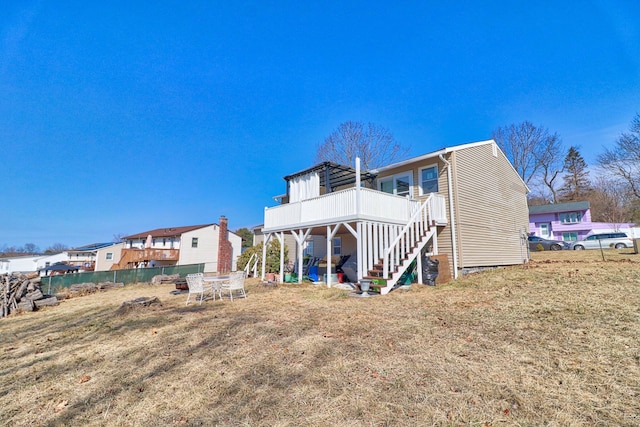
451;143;529;268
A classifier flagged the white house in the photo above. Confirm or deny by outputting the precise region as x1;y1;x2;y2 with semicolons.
113;216;242;273
66;242;122;271
0;252;69;275
261;139;530;294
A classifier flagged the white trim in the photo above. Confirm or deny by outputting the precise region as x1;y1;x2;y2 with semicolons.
439;154;459;279
372;139;494;173
378;171;413;198
418;163;439;196
372;139;530;194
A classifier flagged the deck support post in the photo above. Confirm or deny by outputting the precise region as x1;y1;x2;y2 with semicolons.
325;224;342;287
291;229;311;284
277;232;285;284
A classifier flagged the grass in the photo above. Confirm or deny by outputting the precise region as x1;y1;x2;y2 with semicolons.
1;249;639;426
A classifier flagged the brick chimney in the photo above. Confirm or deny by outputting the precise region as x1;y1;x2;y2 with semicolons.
217;215;232;273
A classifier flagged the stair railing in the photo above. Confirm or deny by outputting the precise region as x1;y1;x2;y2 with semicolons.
382;194;434;279
244;253;259;277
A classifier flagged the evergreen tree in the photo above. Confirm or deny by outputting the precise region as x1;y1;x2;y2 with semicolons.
559;146;590;202
234;227;254;250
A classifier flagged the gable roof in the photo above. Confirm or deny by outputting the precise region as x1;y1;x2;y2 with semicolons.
124;224;215;240
528;201;590;215
371;139;529;192
371;139;496;173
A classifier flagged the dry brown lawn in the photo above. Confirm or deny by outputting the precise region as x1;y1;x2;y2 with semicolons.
1;249;639;426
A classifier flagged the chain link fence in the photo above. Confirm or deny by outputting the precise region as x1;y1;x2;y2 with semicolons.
41;264;205;294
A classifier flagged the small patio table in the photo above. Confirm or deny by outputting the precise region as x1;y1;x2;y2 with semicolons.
203;276;230;301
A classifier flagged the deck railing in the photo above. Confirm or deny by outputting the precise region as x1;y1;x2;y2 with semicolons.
264;187;424;231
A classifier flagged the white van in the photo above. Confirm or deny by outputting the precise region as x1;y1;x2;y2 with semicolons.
570;232;633;250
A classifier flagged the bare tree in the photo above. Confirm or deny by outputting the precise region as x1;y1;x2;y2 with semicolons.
597;113;640;198
315;122;409;170
45;243;69;253
113;233;127;243
588;177;631;224
22;243;39;254
493;121;563;188
534;133;564;203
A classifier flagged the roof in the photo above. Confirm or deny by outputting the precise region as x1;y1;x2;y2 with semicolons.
528;201;590;215
68;242;116;252
371;139;496;173
124;224;215;240
371;138;529;193
39;263;80;272
283;162;377;189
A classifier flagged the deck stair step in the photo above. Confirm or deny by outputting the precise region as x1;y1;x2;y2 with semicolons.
374;228;437;295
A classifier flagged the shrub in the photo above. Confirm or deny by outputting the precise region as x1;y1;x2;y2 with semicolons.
237;240;289;273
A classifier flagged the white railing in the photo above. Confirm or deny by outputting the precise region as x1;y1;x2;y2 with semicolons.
382;194;436;279
427;193;447;224
263;187;420;231
243;253;259;277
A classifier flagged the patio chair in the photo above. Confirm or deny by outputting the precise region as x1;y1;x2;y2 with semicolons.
185;273;208;305
220;271;247;302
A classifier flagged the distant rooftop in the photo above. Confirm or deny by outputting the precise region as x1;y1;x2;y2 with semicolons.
528;201;590;215
124;224;215;240
68;242;116;252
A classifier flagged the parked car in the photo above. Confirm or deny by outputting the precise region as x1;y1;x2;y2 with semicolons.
528;235;569;251
570;232;633;250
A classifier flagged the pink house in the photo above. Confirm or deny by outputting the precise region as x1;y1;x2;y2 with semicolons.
529;201;636;242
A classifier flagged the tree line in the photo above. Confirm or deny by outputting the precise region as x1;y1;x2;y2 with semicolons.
493;113;640;223
315;117;640;224
0;243;69;257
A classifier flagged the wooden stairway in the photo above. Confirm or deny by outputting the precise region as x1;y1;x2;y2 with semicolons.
364;228;436;294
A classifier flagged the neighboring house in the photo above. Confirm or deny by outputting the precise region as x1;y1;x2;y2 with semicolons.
1;252;68;275
66;243;120;271
112;216;242;273
529;201;637;242
260;139;530;294
94;242;125;272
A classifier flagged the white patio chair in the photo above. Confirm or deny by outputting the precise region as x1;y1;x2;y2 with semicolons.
185;273;208;305
220;271;247;302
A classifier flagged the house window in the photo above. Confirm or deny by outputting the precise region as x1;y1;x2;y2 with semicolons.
539;223;551;239
303;240;314;257
332;237;342;256
559;212;582;224
45;262;51;267
562;232;578;242
419;165;438;195
379;173;412;197
106;252;113;260
380;179;393;194
192;238;198;248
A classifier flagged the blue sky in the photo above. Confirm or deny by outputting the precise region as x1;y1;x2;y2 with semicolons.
1;1;639;250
